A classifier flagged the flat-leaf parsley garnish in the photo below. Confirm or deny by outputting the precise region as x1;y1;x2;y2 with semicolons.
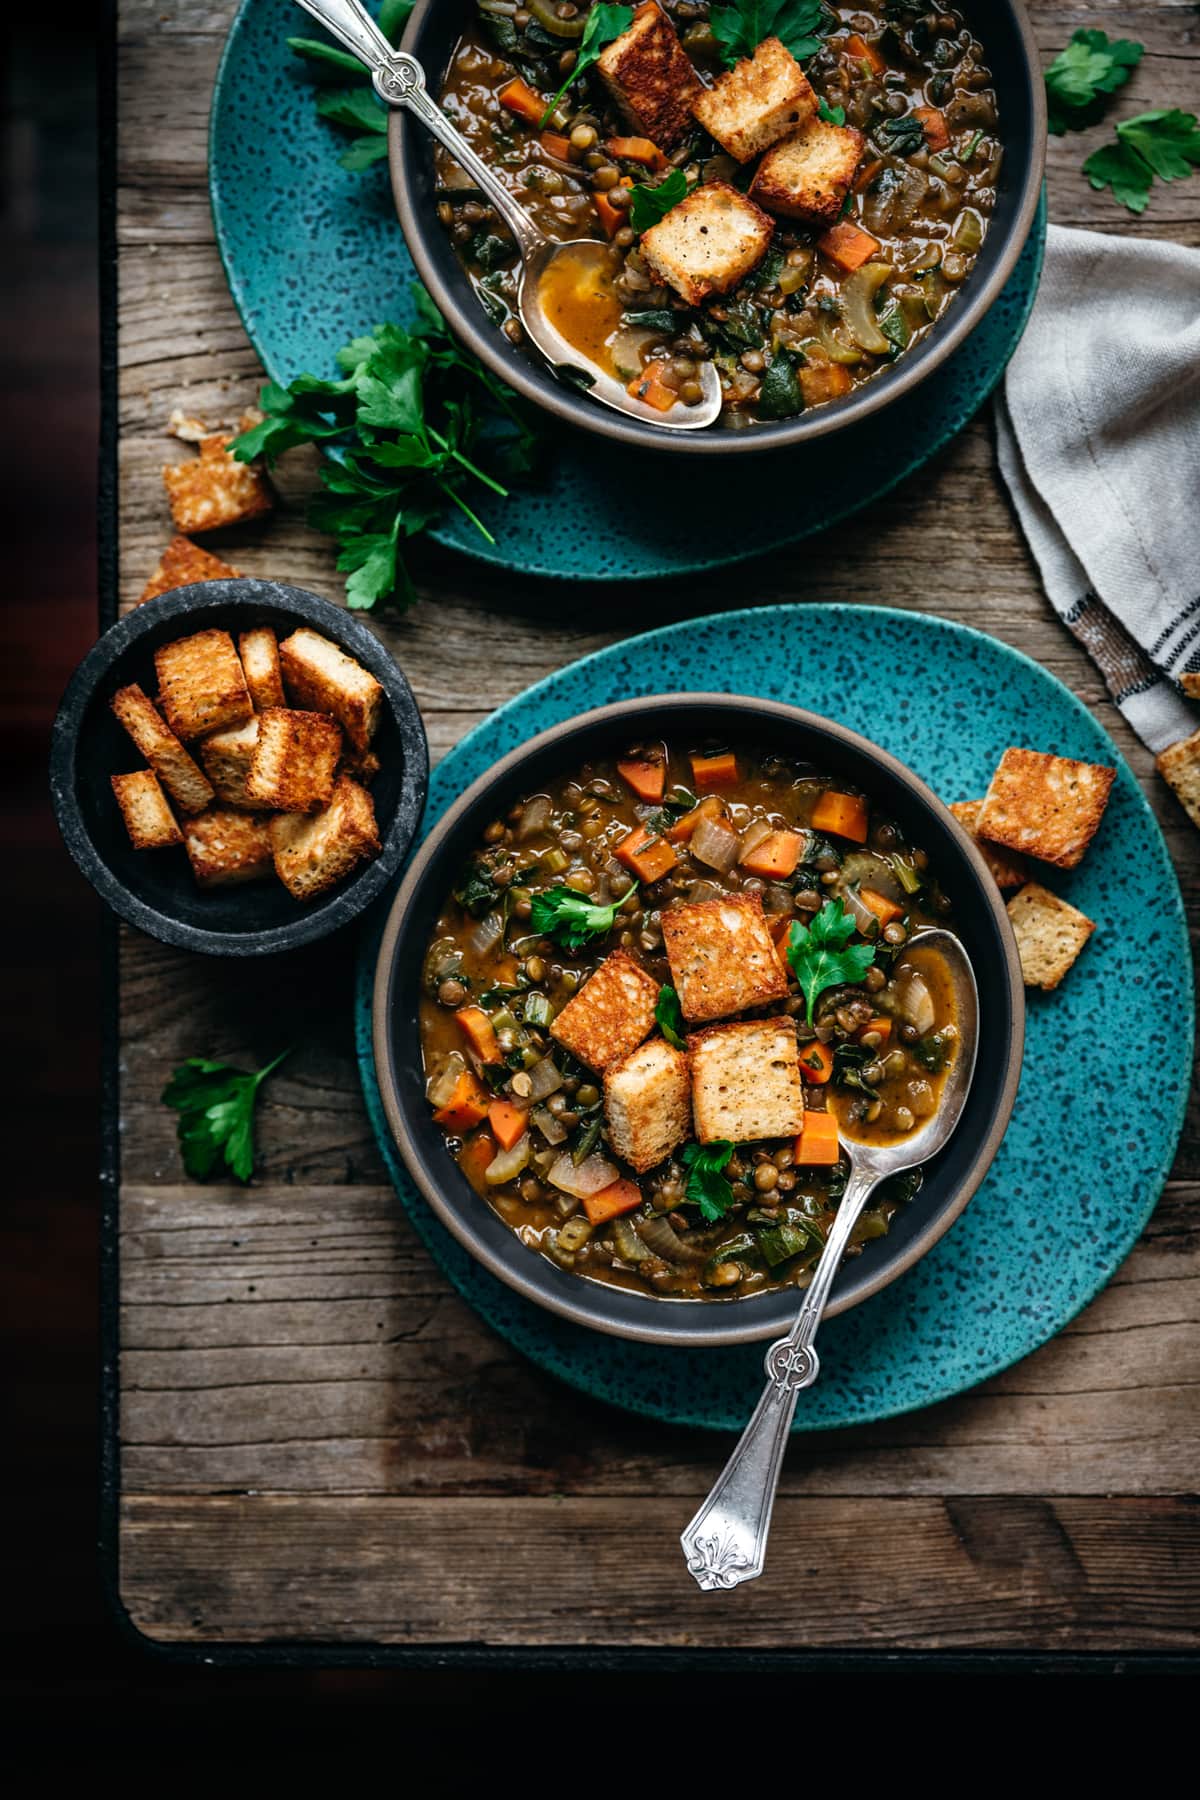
1083;108;1200;214
540;4;634;127
786;897;876;1025
1044;29;1143;136
711;0;824;67
681;1140;737;1222
629;167;690;233
529;884;636;950
655;984;686;1049
161;1050;291;1184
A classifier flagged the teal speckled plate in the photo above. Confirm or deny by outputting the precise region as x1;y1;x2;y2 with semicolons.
354;604;1192;1432
210;0;1046;583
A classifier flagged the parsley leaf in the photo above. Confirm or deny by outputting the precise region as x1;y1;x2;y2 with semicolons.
291;4;414;170
1044;29;1143;136
655;984;686;1049
786;898;876;1026
529;883;636;950
681;1140;737;1222
1083;108;1200;214
539;4;634;126
817;99;846;126
161;1051;290;1184
629;167;690;233
711;0;825;67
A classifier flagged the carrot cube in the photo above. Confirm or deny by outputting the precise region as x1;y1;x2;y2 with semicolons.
499;77;546;125
617;756;666;803
627;362;678;412
811;790;868;842
817;221;882;272
914;107;950;152
794;1112;841;1164
487;1100;529;1152
691;752;739;792
740;830;804;880
858;885;903;927
797;1041;834;1085
859;1015;892;1045
606;135;666;170
583;1177;644;1226
456;1005;503;1065
799;361;853;406
433;1071;492;1133
844;32;885;74
615;823;677;882
540;131;572;160
459;1130;498;1186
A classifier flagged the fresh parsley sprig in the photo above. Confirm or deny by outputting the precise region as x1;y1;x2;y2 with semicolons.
710;0;825;68
539;4;634;128
162;1051;291;1184
529;883;637;950
628;167;690;233
655;984;686;1049
1044;28;1143;137
1083;109;1200;215
290;1;414;171
786;898;876;1026
681;1140;737;1222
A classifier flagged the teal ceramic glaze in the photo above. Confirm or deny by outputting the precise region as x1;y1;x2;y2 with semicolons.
353;605;1192;1432
210;0;1047;583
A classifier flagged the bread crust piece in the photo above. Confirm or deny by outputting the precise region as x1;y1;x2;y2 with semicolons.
110;681;215;814
270;774;381;901
596;2;702;149
749;117;866;224
1180;672;1200;699
199;718;271;811
1156;727;1200;830
604;1036;691;1173
111;770;183;849
152;628;253;741
977;748;1116;870
641;180;775;307
691;37;818;163
661;890;788;1023
549;948;661;1072
238;627;286;711
1005;882;1096;991
183;807;275;888
949;801;1030;890
138;535;239;605
689;1016;805;1144
278;627;384;751
161;432;273;535
244;707;343;813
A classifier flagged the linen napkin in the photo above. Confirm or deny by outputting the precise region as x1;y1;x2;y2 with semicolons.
995;222;1200;754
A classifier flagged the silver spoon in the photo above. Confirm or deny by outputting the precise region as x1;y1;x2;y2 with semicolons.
292;0;723;430
681;928;979;1591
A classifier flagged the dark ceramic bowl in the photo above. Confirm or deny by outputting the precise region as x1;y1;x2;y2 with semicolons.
50;581;428;957
372;695;1024;1347
390;1;1046;455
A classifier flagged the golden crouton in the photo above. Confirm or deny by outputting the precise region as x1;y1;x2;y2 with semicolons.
244;707;343;813
111;770;183;850
977;747;1115;870
161;432;273;535
949;801;1030;890
749;116;866;224
1180;671;1200;699
199;718;271;810
238;627;286;712
692;37;817;163
661;890;788;1023
278;628;384;752
604;1037;691;1173
153;628;253;741
138;535;240;605
1156;727;1200;831
596;1;702;148
340;744;381;785
1006;882;1096;991
270;774;381;901
641;181;775;308
110;682;215;814
689;1017;805;1145
549;948;661;1072
183;807;276;889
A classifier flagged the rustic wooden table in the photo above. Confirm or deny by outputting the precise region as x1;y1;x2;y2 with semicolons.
111;0;1199;1662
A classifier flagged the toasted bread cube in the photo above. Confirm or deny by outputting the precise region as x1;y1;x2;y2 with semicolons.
183;806;275;889
110;682;215;815
161;431;273;535
689;1017;804;1145
1157;727;1200;831
244;707;342;814
949;801;1030;890
238;627;286;712
270;774;381;901
111;770;183;850
278;627;384;752
198;718;272;811
340;744;381;785
604;1037;691;1173
661;891;788;1023
641;181;774;307
153;628;253;741
1180;671;1200;699
596;2;702;149
1006;882;1096;991
549;948;661;1072
977;748;1115;870
692;37;817;163
749;116;865;224
138;535;239;605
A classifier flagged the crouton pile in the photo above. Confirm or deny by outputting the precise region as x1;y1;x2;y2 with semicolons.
109;624;384;901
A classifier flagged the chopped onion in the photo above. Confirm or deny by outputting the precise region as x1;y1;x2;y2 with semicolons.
893;968;936;1035
691;814;741;873
485;1135;531;1186
530;1104;568;1146
841;262;894;355
426;1052;466;1108
526;1054;563;1102
515;795;552;841
738;818;773;863
548;1150;620;1200
470;910;505;956
688;879;721;904
844;885;880;937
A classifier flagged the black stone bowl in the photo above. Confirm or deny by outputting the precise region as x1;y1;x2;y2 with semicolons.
372;696;1023;1348
50;581;428;957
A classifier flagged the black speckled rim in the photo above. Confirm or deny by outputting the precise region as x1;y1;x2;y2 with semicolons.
372;694;1024;1348
49;581;429;957
391;0;1047;456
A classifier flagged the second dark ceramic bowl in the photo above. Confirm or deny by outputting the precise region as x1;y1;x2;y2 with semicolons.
372;695;1024;1348
390;0;1046;455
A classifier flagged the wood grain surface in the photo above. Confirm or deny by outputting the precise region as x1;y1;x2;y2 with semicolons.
114;0;1200;1653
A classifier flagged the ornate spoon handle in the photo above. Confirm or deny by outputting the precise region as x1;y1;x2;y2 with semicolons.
681;1160;882;1590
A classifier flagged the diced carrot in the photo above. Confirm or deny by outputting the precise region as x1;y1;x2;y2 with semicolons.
811;790;869;843
740;829;804;880
844;32;885;75
606;135;666;170
456;1005;502;1065
794;1111;841;1164
817;220;882;273
799;360;853;406
667;794;724;842
691;752;739;792
487;1100;528;1153
594;189;626;237
583;1177;644;1226
617;756;666;803
914;106;950;153
853;157;883;193
798;1041;834;1086
615;822;677;883
769;912;794;951
499;77;546;125
459;1129;497;1186
627;362;678;412
433;1071;491;1133
858;885;903;927
540;130;572;160
859;1015;892;1045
